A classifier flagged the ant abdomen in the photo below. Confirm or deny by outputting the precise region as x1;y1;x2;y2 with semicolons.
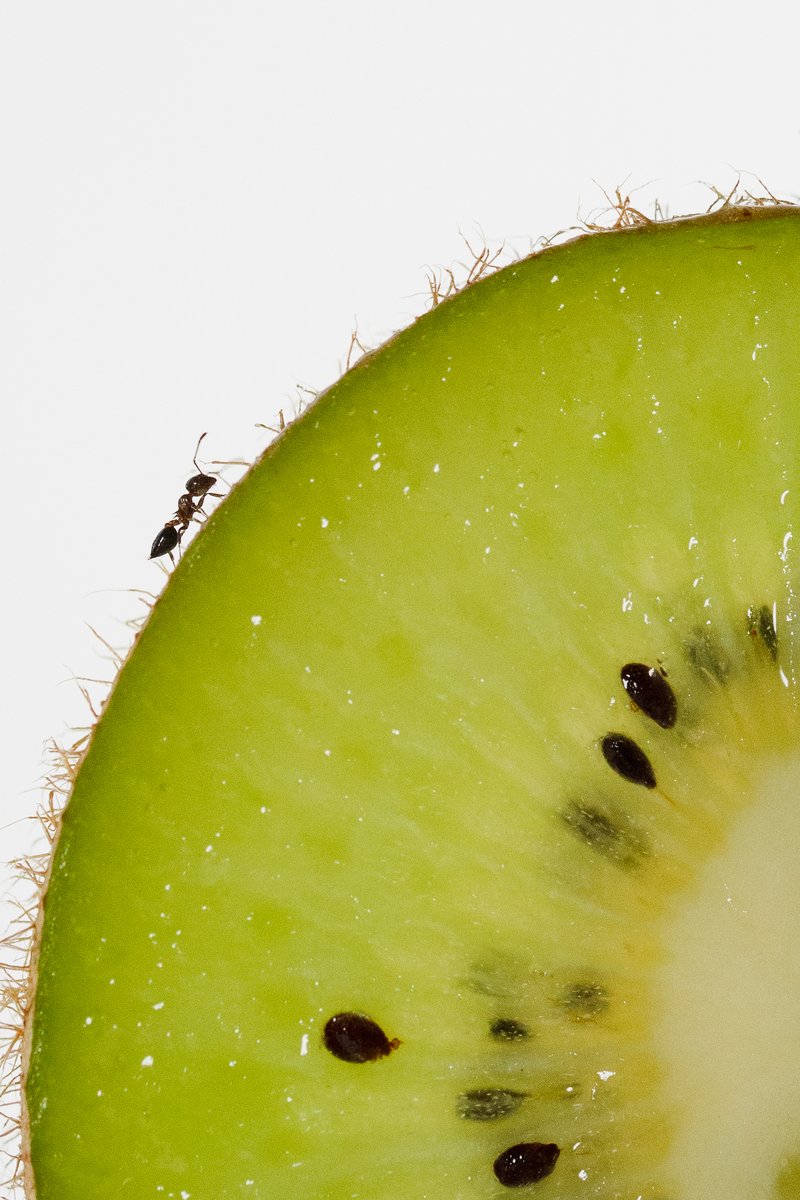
150;524;180;560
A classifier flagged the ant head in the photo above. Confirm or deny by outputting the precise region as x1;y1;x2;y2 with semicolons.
149;524;180;560
185;432;216;495
184;470;217;496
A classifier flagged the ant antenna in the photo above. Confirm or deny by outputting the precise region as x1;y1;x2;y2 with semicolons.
193;432;209;475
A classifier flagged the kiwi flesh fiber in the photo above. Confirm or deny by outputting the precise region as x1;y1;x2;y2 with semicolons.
20;205;800;1199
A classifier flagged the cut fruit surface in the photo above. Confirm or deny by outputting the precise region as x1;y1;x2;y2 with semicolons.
23;207;800;1199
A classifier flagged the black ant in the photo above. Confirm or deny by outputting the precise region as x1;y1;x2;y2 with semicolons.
149;433;222;561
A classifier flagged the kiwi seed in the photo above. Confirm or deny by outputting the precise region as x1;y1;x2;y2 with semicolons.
322;1012;400;1063
558;980;609;1019
489;1017;530;1042
620;662;678;728
747;603;778;660
600;732;657;789
466;960;516;998
685;628;730;682
492;1141;560;1187
456;1088;528;1121
561;800;650;868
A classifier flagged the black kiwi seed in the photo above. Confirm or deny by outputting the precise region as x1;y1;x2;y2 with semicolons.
457;1088;528;1121
747;604;778;660
493;1142;560;1187
600;733;657;789
322;1012;400;1063
490;1017;530;1042
620;662;677;728
561;801;650;869
559;981;609;1019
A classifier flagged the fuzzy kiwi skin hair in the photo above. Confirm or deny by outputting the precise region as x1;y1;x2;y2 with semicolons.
19;204;800;1200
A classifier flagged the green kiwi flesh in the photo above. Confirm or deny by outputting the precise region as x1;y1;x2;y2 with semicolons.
23;207;800;1199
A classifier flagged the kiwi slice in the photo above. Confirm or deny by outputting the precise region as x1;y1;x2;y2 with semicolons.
20;204;800;1199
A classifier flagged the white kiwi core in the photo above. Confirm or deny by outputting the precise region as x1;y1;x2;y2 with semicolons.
655;752;800;1200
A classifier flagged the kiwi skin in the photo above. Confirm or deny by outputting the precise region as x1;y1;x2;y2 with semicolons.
10;200;800;1199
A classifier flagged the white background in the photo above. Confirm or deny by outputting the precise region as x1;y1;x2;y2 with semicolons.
0;0;797;1127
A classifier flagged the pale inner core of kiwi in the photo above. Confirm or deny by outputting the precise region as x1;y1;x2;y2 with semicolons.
655;751;800;1200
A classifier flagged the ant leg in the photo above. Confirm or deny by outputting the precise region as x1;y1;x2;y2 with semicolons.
174;523;189;559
